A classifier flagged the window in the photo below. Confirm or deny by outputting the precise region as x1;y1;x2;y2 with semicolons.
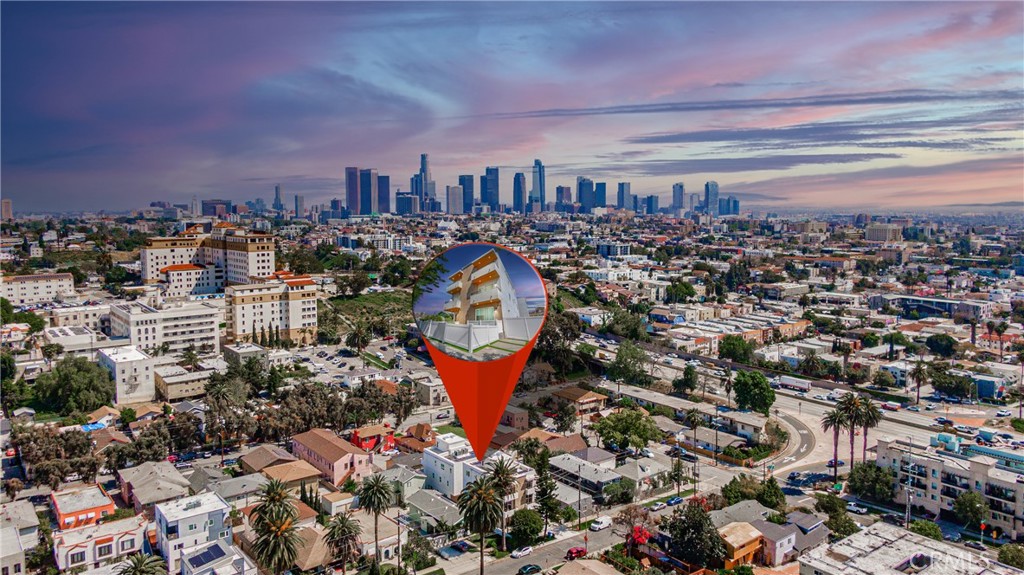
70;551;86;565
13;564;20;574
97;544;112;557
120;540;135;552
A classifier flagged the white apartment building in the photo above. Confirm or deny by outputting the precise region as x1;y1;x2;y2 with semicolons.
140;224;275;295
224;272;318;344
109;300;220;354
155;493;232;575
1;273;75;305
97;346;155;405
52;515;148;572
876;436;1024;539
422;434;535;515
45;304;110;332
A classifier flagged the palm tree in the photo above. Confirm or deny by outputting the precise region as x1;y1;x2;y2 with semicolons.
252;479;293;531
724;368;733;409
509;437;543;467
859;402;883;463
683;407;703;470
116;554;167;575
488;457;518;552
836;393;863;467
994;322;1009;360
325;511;363;575
821;409;846;483
251;505;300;575
180;344;200;370
968;318;978;346
358;474;394;563
458;476;504;575
909;359;928;405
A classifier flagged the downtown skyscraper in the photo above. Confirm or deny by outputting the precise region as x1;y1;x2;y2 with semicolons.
512;172;526;214
458;174;476;214
531;159;545;210
672;183;685;210
704;181;720;216
273;184;285;211
411;153;438;211
617;182;633;210
481;166;499;212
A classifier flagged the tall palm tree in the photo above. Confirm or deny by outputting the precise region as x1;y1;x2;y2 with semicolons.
325;511;363;575
458;476;504;575
358;474;394;563
252;479;293;531
821;409;846;483
836;393;863;466
909;359;928;405
724;368;733;409
488;457;518;552
994;322;1009;360
968;318;978;346
859;402;883;463
684;407;703;470
509;437;543;467
116;554;166;575
251;505;300;575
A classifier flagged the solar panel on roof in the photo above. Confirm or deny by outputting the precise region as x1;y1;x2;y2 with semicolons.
187;543;226;568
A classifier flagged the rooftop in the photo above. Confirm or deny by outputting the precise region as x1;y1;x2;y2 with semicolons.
52;485;114;515
156;492;229;522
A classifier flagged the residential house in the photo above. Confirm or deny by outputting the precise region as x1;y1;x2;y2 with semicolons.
0;501;39;551
572;447;617;470
118;461;190;514
52;515;148;571
89;427;131;455
719;522;762;569
51;485;117;530
395;423;436;453
499;406;530;432
405;489;462;536
349;423;396;452
260;460;322;493
548;453;622;504
710;500;773;528
209;474;270;508
616;458;669;496
786;511;830;555
381;465;426;506
291;428;374;486
155;493;232;575
350;509;407;561
751;520;798;566
0;526;23;575
553;387;609;416
238;445;297;474
87;406;120;428
320;492;355;516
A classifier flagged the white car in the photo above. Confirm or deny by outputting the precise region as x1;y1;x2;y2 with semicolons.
511;546;533;558
846;502;868;515
380;449;400;456
639;448;654;458
996;410;1013;417
590;516;613;531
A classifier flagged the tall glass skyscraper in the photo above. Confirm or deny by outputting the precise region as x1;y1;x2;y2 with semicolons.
672;183;685;210
531;159;545;209
458;175;476;214
704;181;720;216
512;172;526;213
481;166;500;211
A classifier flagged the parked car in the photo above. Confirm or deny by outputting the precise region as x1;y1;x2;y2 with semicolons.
639;448;654;458
666;496;685;506
511;547;533;559
846;502;868;514
882;513;904;526
649;502;667;512
925;404;937;410
451;541;471;552
965;541;986;551
565;547;587;561
590;516;612;531
436;412;450;420
996;410;1012;417
907;406;920;412
518;565;542;575
944;533;962;542
827;459;846;468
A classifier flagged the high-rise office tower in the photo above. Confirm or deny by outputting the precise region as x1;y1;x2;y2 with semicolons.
294;195;305;218
446;185;464;215
202;199;233;218
458;175;476;214
377;174;390;214
411;154;436;211
617;183;633;210
512;173;526;214
345;167;360;214
718;195;740;216
595;182;607;208
531;159;546;210
555;185;572;208
577;177;595;213
704;181;720;216
644;194;659;214
672;183;685;210
191;195;200;217
359;169;378;215
395;193;419;215
1;198;13;221
688;193;700;212
273;184;285;211
480;167;500;211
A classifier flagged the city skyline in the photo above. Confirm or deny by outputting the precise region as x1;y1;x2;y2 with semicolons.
2;2;1022;212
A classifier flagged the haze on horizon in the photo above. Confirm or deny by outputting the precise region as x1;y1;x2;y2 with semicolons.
2;1;1022;213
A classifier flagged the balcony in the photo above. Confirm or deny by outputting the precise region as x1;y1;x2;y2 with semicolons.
941;487;961;499
910;479;928;491
447;282;462;294
444;299;461;313
471;263;498;283
986;486;1017;503
941;475;969;489
901;465;927;478
470;287;500;306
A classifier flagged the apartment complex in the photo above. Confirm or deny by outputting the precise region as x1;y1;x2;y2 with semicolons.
876;436;1024;539
109;300;221;354
154;493;232;575
97;345;155;405
290;428;374;486
140;224;275;296
224;272;318;344
1;273;75;305
52;515;148;572
422;433;536;514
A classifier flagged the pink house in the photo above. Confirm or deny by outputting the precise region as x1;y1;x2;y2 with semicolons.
291;428;373;486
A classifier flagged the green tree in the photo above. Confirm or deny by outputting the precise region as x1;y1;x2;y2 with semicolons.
668;456;687;498
358;474;395;563
252;479;294;531
909;360;928;405
821;409;847;483
718;335;754;364
953;491;989;527
721;474;761;505
908;520;943;541
998;544;1024;569
837;394;865;466
40;343;64;365
488;457;518;552
814;493;846;516
458;476;503;575
553;401;577;434
847;463;895;502
732;371;775;415
34;356;115;415
509;509;543;546
115;553;167;575
607;340;652;386
666;499;726;567
756;477;786;510
673;366;699;396
251;505;300;575
119;408;137;424
603;478;637;505
825;512;861;540
592;408;661;451
858;402;883;463
925;334;958;358
325;512;363;575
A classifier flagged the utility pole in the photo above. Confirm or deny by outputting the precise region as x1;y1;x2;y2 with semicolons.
577;463;583;532
905;436;913;527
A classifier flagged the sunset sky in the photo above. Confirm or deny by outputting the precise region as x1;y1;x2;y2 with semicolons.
2;2;1021;212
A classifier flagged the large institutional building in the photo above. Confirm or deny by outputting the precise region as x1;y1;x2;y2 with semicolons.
1;273;76;305
224;272;318;345
140;223;275;296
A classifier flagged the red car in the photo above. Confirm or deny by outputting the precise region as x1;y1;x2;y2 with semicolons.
565;547;586;561
4;449;15;457
167;454;178;463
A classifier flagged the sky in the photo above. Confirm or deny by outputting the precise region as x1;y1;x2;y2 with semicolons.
414;244;545;317
2;2;1022;213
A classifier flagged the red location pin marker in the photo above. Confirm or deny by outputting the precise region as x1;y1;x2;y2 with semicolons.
413;243;548;461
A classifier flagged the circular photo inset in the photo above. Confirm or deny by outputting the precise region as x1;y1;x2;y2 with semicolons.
413;243;547;362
